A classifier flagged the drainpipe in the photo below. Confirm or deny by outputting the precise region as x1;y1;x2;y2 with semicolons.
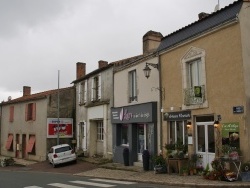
157;52;163;152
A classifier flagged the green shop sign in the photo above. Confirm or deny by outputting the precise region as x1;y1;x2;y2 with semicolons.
221;122;239;138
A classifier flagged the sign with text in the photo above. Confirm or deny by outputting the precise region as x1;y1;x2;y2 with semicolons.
221;122;239;138
111;102;157;123
233;106;244;114
164;110;191;121
47;118;73;138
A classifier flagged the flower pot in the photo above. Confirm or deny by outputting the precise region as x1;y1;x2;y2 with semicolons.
241;172;250;182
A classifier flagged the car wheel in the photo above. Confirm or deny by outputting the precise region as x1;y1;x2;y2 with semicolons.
52;161;57;168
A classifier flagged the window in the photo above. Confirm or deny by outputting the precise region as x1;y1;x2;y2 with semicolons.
121;124;129;145
27;135;36;154
97;121;104;141
79;80;87;104
5;134;13;151
91;75;101;101
25;103;36;121
169;121;187;145
9;106;14;122
187;59;202;88
181;47;207;108
129;70;137;102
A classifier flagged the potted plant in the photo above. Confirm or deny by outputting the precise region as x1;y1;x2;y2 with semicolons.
221;144;231;158
152;154;167;174
180;165;189;176
240;162;250;181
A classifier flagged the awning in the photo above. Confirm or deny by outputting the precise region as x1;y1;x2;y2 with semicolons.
26;136;35;153
5;134;13;150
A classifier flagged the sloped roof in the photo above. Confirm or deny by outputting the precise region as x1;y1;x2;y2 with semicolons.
157;0;243;52
72;63;114;84
0;86;74;105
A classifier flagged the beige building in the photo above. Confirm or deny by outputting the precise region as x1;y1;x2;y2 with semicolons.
0;86;75;161
158;0;250;167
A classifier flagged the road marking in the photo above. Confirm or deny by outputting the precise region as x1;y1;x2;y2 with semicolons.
70;180;115;187
90;178;137;185
48;183;84;188
24;186;43;188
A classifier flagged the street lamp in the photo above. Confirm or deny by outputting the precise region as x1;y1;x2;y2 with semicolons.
143;63;158;79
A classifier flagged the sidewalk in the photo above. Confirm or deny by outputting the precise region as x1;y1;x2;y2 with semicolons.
75;162;250;188
3;156;250;188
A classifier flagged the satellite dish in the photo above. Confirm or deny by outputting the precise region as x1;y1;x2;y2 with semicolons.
8;96;12;101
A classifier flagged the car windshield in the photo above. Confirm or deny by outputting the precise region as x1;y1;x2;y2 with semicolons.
55;146;71;153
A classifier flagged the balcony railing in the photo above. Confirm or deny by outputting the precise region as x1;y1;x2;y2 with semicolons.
183;85;205;106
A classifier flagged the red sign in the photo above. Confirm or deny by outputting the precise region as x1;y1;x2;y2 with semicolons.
47;118;73;138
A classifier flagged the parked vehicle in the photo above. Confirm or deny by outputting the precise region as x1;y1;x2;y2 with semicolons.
48;144;77;168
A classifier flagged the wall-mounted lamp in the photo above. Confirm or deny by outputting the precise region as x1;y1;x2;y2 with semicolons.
143;62;158;79
187;121;192;129
214;120;219;128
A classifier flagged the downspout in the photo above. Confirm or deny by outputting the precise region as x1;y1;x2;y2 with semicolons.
157;52;163;152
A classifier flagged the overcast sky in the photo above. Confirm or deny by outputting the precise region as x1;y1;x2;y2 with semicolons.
0;0;236;102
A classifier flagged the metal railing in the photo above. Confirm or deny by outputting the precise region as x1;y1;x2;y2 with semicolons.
183;85;205;106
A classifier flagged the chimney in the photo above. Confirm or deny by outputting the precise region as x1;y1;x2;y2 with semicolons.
98;60;108;69
143;30;163;54
23;86;31;96
198;12;209;20
76;62;86;79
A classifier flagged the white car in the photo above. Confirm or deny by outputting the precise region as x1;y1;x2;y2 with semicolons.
48;144;77;168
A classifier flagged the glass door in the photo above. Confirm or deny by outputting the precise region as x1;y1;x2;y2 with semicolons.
137;124;146;161
196;122;215;168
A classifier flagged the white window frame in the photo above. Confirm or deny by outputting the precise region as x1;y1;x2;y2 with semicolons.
91;75;101;101
181;46;208;109
97;121;104;141
129;70;137;102
84;80;87;103
169;121;187;145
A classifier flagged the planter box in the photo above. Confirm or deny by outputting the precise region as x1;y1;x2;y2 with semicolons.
241;172;250;182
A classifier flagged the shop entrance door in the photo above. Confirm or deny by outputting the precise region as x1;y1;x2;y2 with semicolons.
137;124;146;161
196;122;215;168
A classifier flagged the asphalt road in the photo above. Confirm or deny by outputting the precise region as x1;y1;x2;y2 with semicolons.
0;159;99;174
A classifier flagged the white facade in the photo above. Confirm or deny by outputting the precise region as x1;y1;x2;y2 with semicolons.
75;65;113;158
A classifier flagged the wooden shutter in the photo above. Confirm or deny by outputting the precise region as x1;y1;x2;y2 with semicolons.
78;84;81;104
32;103;36;121
91;77;94;101
84;80;87;103
25;104;28;121
98;75;101;100
9;106;14;122
26;136;35;153
5;134;13;150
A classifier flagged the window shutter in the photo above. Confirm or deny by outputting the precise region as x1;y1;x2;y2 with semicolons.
91;78;94;101
84;80;87;103
32;103;36;121
98;75;101;100
25;104;28;121
9;106;14;122
78;84;81;104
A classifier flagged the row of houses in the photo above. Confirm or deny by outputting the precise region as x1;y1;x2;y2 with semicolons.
1;0;250;168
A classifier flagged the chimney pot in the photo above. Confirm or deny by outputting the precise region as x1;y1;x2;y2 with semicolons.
98;60;108;69
76;62;86;79
23;86;31;96
143;30;163;54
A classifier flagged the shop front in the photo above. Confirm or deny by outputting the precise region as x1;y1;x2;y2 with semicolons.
111;102;158;166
